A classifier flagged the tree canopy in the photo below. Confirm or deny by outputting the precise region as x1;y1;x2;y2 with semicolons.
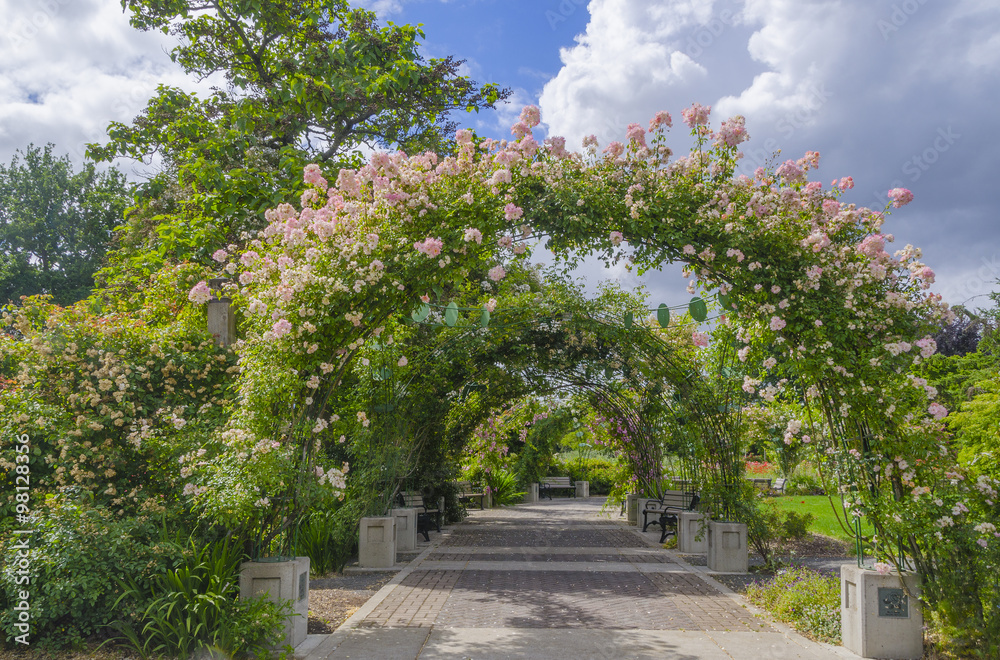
89;0;510;288
0;144;129;305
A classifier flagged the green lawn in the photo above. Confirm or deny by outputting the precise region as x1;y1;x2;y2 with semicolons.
771;495;872;544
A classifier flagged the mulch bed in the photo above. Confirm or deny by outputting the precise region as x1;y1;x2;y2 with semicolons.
307;571;397;633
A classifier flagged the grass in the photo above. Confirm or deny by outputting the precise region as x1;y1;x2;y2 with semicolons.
771;495;872;544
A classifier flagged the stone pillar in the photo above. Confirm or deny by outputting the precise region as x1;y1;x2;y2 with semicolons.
841;565;923;659
239;556;309;649
359;516;396;568
524;483;539;503
392;507;417;552
483;490;492;509
625;493;638;525
707;521;748;573
678;511;708;553
636;498;656;529
575;481;589;498
207;278;236;347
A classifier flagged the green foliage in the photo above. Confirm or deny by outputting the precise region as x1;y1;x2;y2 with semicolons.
292;508;355;576
555;456;628;496
0;498;185;648
484;469;524;507
111;536;287;658
92;0;509;285
0;144;129;305
745;567;841;643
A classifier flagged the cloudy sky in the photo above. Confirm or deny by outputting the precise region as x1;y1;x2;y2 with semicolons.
2;0;998;312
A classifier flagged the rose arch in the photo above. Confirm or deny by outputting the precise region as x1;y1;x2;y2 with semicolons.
190;104;994;624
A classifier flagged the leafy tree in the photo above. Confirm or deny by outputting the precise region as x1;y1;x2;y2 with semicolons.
0;144;129;305
89;0;510;288
933;310;981;357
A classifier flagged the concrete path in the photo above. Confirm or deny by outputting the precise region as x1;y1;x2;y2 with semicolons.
297;499;860;660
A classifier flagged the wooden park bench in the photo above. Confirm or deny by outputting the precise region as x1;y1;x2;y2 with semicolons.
771;477;787;495
396;491;442;541
539;476;577;500
455;480;486;510
747;477;772;492
641;490;701;543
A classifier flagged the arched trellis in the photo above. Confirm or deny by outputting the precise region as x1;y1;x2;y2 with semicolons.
349;288;753;524
216;105;985;634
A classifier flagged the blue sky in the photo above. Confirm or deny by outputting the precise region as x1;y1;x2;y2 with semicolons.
2;0;999;313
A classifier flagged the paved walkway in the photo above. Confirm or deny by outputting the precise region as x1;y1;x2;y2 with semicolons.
297;499;859;659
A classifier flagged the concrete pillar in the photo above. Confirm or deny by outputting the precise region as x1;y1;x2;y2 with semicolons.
392;507;417;552
707;521;748;573
637;498;657;528
359;516;396;568
239;556;309;649
625;493;638;525
524;483;539;503
678;511;708;553
575;481;589;498
207;278;236;347
841;565;923;659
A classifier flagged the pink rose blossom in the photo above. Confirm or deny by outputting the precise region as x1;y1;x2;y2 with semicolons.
769;316;787;331
397;356;408;367
713;115;747;147
420;294;430;303
928;402;948;420
888;187;914;208
603;141;625;158
874;562;891;575
609;231;624;246
188;281;212;304
212;249;228;263
272;318;293;338
504;203;524;221
692;331;709;347
648;111;672;132
488;266;507;282
626;123;646;147
464;228;483;244
486;298;497;312
681;103;711;128
415;237;444;257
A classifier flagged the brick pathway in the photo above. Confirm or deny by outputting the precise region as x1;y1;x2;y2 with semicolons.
353;501;767;632
301;499;855;659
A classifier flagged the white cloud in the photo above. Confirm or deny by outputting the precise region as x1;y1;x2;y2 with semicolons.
0;0;221;168
539;0;716;147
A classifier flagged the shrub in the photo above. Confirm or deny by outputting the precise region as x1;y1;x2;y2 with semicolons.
0;498;185;649
556;456;627;495
111;536;287;658
745;566;841;643
293;508;356;576
485;469;525;506
787;465;825;495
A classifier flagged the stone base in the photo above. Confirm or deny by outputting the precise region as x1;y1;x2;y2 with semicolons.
392;507;417;552
707;521;747;573
524;483;539;503
239;556;309;649
841;564;923;659
637;498;657;528
359;516;396;568
575;481;589;498
625;494;638;525
678;512;708;553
